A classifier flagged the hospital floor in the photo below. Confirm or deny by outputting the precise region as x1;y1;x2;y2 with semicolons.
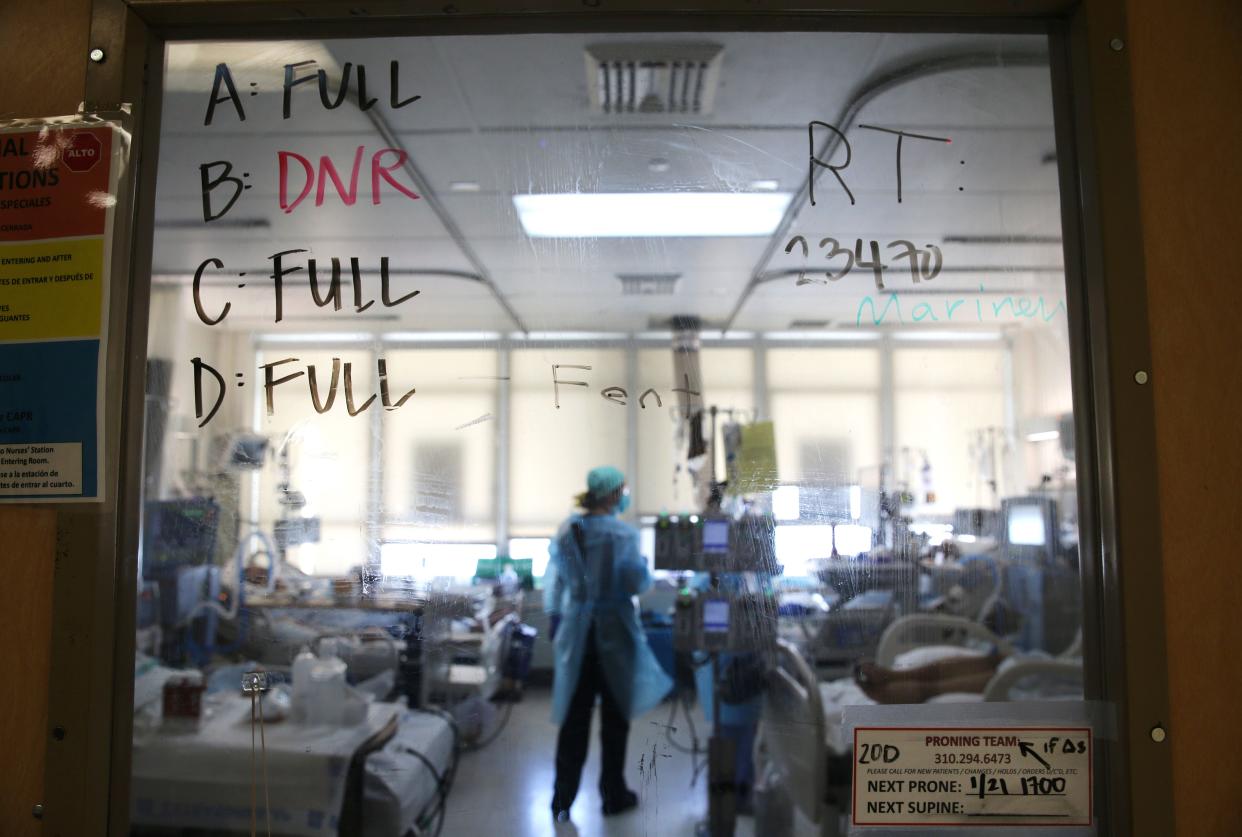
440;687;820;837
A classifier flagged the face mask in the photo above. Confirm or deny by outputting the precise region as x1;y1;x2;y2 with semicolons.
616;491;631;515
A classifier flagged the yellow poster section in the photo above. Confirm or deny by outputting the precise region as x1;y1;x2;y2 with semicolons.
0;238;104;341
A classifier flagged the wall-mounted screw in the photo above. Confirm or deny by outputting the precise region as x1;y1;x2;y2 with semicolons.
52;725;66;741
1109;38;1124;52
32;804;44;820
1150;725;1166;743
89;48;106;63
1135;370;1149;385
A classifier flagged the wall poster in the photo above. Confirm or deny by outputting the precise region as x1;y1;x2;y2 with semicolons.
0;119;124;502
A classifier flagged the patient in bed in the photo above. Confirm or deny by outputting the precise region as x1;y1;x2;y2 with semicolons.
853;648;1007;704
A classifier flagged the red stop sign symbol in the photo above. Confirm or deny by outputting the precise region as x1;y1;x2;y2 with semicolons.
63;131;102;173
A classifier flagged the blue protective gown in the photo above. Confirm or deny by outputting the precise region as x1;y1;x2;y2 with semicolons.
543;513;674;725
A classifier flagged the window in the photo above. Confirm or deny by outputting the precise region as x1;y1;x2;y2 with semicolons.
509;347;627;535
130;23;1106;836
767;347;882;499
636;346;754;513
250;346;373;577
893;346;1009;513
381;348;499;544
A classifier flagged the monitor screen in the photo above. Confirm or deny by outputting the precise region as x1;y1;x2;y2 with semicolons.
702;519;729;554
143;499;220;570
1007;503;1048;546
703;599;730;634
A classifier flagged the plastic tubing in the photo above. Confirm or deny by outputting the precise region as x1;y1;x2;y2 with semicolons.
186;530;277;623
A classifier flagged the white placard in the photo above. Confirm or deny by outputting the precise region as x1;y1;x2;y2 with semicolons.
852;726;1092;829
0;442;82;495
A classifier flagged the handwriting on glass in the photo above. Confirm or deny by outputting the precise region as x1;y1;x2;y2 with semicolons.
785;236;943;289
192;251;419;326
185;59;1005;429
200;61;422;221
856;286;1067;326
808;122;953;206
191;362;704;428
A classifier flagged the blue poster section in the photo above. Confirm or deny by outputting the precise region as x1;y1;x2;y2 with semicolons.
0;339;99;498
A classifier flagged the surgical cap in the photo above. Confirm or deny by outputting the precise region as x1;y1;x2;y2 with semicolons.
587;466;626;498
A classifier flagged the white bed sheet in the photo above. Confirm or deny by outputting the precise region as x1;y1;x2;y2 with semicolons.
132;696;399;835
817;651;1082;756
817;645;992;756
817;678;985;755
363;710;455;837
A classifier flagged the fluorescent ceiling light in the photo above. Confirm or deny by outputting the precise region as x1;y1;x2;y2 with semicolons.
1026;430;1061;442
513;192;792;238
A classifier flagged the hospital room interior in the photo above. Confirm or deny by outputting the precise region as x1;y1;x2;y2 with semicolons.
131;28;1087;837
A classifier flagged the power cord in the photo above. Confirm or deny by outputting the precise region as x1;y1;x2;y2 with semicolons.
399;745;449;837
462;701;514;751
408;706;462;836
663;691;708;787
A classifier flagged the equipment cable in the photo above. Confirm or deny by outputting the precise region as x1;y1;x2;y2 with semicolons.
399;745;449;837
462;700;514;751
407;707;462;837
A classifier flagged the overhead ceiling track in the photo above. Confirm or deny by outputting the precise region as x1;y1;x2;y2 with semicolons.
943;234;1063;244
753;265;1067;287
152;268;487;286
722;48;1052;332
330;74;531;334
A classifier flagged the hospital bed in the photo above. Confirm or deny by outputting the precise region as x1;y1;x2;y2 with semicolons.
815;559;920;615
425;610;519;703
131;656;458;837
919;553;1007;623
758;616;1083;834
787;554;1013;675
784;589;896;675
236;584;489;706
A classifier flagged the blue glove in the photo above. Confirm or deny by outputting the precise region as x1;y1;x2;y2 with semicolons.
549;614;561;641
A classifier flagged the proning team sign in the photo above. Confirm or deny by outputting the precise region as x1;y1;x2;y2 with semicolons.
0;123;119;501
851;726;1093;830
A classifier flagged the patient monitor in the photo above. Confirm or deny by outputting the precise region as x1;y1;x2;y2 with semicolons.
1000;496;1060;563
654;513;777;573
674;591;778;653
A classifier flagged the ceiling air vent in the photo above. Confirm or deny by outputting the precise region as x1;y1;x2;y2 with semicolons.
618;273;681;295
648;315;725;330
586;43;724;115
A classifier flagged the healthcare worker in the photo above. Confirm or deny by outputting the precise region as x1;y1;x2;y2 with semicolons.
544;466;674;822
